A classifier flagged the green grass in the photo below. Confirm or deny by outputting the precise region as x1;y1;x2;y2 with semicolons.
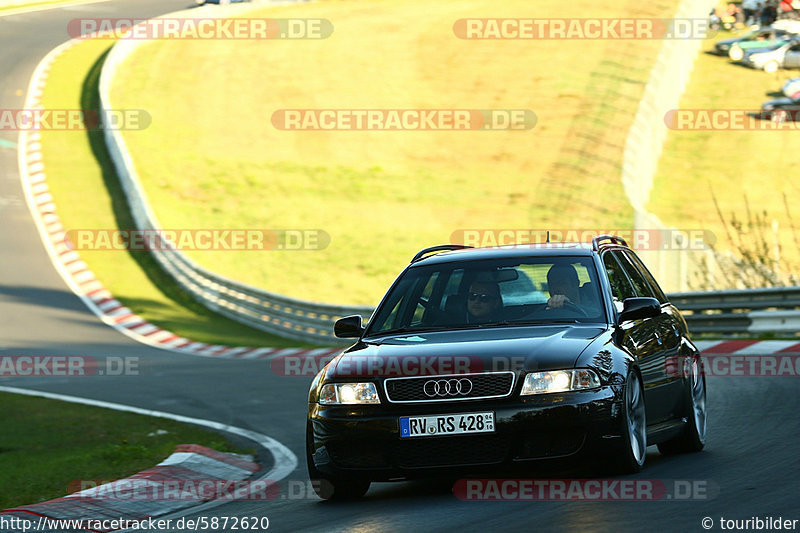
110;0;681;305
0;0;97;12
39;38;307;347
648;33;800;284
0;392;252;509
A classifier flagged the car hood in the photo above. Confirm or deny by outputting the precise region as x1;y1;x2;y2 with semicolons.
327;326;605;379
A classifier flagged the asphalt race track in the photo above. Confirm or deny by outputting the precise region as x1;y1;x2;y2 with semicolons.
1;2;799;532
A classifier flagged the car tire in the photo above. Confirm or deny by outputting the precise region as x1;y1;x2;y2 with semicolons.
611;370;647;473
306;424;371;500
657;355;707;455
764;60;780;73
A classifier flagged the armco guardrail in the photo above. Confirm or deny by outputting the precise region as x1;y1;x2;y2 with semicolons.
669;286;800;334
98;6;372;345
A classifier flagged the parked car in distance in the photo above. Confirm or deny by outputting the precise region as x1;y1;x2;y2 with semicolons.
714;26;793;60
782;76;800;98
761;96;800;121
195;0;248;5
742;38;800;71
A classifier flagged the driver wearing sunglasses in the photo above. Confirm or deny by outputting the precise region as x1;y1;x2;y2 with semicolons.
466;281;503;324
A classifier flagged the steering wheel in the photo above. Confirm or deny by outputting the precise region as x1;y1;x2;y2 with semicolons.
550;300;589;317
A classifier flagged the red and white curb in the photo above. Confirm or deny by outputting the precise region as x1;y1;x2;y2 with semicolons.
17;38;341;361
694;339;800;355
1;445;265;532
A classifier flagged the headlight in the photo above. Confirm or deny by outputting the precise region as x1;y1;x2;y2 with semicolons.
319;383;380;405
520;369;601;395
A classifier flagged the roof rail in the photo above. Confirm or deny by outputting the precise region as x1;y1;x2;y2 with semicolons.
411;244;473;263
591;234;629;251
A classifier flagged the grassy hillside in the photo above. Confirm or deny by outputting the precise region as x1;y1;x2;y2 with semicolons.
648;35;800;288
111;0;680;305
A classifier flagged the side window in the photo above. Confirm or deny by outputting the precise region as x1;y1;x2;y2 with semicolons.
612;250;657;300
602;252;637;309
624;251;668;304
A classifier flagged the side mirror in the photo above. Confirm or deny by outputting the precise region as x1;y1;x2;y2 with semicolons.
334;315;364;338
618;297;661;324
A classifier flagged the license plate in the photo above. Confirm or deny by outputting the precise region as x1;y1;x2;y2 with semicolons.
399;412;495;438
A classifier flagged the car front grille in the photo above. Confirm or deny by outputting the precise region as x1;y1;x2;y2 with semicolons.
384;372;515;403
391;434;511;468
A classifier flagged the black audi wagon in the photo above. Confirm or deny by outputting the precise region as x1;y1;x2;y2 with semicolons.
307;236;707;499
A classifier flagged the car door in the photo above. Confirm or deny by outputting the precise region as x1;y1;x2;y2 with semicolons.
623;250;691;417
615;250;678;355
610;251;678;422
601;251;663;424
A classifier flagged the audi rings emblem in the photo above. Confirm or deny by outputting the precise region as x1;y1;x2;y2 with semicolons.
423;378;473;397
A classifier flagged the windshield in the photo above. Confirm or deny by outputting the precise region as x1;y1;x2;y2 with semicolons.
365;256;607;336
743;29;763;40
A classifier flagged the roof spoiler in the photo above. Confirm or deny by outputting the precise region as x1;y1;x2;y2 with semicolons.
591;234;629;251
411;244;473;263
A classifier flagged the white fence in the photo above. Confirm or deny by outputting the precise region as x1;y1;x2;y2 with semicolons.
622;0;718;292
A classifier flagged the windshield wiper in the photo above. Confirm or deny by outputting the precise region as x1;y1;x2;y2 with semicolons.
367;325;450;337
511;319;581;325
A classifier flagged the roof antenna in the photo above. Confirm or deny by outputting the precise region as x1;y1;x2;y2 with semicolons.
546;230;550;243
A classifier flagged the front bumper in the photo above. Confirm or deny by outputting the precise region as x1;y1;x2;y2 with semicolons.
741;55;761;68
308;385;622;480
